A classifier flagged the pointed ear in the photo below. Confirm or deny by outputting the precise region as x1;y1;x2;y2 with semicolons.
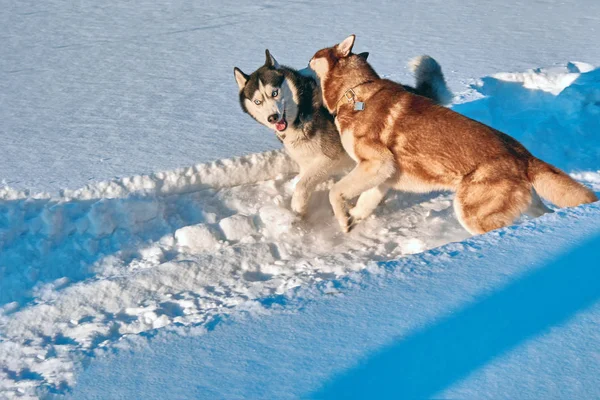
265;49;280;69
357;51;369;60
336;34;355;57
233;67;249;91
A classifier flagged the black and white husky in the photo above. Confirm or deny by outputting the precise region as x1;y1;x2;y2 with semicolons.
234;50;452;215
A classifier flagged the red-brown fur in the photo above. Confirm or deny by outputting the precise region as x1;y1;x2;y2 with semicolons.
309;35;597;233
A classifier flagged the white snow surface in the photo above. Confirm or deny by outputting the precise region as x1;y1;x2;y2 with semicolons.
2;0;600;399
2;0;600;193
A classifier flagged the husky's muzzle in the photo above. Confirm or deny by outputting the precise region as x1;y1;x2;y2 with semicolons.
274;112;287;132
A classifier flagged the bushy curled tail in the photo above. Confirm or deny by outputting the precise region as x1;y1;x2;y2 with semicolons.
408;55;453;106
528;157;597;207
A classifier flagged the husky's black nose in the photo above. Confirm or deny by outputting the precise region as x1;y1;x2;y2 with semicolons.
268;114;279;124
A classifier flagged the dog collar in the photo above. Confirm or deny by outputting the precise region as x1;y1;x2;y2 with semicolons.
333;80;373;115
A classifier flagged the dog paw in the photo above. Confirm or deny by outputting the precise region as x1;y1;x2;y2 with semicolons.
349;206;372;222
338;212;357;233
291;192;308;216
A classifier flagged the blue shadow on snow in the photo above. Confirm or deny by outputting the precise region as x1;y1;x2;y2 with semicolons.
314;232;600;399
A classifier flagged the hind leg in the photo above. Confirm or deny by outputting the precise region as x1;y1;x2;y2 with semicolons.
454;174;532;235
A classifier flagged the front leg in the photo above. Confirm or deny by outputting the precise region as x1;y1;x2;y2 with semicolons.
330;156;395;233
291;156;339;216
349;183;389;222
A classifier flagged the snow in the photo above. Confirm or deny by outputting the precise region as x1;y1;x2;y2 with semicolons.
0;151;472;397
217;214;256;242
174;224;221;252
67;203;600;400
2;0;600;193
1;0;600;398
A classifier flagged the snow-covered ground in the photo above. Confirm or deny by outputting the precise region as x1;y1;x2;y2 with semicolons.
1;0;600;399
2;0;600;193
68;203;600;400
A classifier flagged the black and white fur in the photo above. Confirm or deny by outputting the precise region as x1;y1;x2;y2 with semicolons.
234;50;452;216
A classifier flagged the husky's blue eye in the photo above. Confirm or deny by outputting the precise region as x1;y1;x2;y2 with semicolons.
272;90;278;98
254;99;262;105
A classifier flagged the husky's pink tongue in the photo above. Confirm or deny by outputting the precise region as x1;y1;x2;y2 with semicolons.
275;118;287;132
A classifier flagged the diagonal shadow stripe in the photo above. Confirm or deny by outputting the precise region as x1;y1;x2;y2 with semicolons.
313;233;600;399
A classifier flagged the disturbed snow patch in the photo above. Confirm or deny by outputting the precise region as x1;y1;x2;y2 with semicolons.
0;151;468;398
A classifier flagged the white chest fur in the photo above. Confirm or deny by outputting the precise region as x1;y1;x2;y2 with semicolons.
280;127;320;169
334;119;358;162
340;131;358;162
